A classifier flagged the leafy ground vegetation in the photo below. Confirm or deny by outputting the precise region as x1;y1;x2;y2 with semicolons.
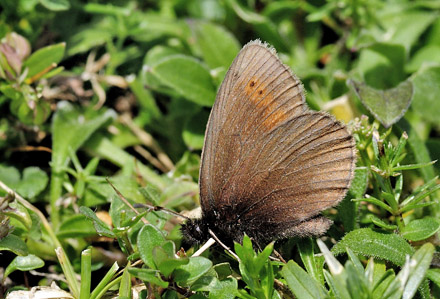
1;0;440;298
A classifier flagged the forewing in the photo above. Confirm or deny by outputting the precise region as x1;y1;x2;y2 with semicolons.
199;40;356;229
199;40;307;215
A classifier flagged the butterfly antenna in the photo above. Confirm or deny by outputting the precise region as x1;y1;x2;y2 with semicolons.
106;178;190;221
208;229;240;261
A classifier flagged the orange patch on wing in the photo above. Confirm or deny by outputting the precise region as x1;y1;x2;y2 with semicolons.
262;109;287;130
245;77;287;130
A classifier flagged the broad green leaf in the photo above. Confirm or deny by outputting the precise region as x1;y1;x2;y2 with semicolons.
357;43;406;89
173;256;213;285
194;21;240;70
128;267;169;288
0;234;28;256
4;254;44;279
400;218;440;241
191;275;218;292
79;206;115;238
128;76;161;124
213;263;233;280
159;180;199;209
67;25;113;56
139;183;161;206
332;228;413;266
148;55;216;106
16;167;48;199
225;0;287;51
83;3;131;16
24;43;65;78
0;165;20;192
51;101;116;170
350;79;413;128
153;246;188;277
137;224;166;269
39;0;70;11
129;14;190;43
209;277;238;299
182;110;209;150
412;66;440;125
281;260;326;299
109;194;136;229
57;214;97;239
382;11;437;50
406;45;440;73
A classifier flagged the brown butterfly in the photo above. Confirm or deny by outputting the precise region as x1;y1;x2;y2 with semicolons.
182;40;356;246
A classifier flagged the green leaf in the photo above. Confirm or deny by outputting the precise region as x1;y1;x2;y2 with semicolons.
173;256;213;285
384;11;438;50
4;254;44;279
137;224;166;269
24;43;65;78
367;214;397;230
183;110;209;150
193;21;240;70
406;45;440;73
51;102;115;225
332;228;414;266
83;3;131;16
39;0;70;11
119;266;131;299
127;267;169;288
297;238;324;285
153;245;189;277
0;234;28;256
148;55;216;107
348;167;369;199
281;260;327;299
318;240;350;299
51;102;116;170
402;243;434;299
400;218;440;241
357;43;406;89
16;167;49;199
427;268;440;287
57;214;97;239
396;119;436;182
213;263;233;280
412;66;440;125
209;278;238;299
350;79;413;128
109;194;136;229
79;206;115;238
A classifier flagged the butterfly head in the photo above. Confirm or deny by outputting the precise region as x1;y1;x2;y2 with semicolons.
181;218;210;245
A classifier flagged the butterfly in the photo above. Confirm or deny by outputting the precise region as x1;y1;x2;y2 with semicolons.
182;40;356;246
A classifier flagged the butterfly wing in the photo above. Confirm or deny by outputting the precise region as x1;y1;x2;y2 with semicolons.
199;40;356;239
